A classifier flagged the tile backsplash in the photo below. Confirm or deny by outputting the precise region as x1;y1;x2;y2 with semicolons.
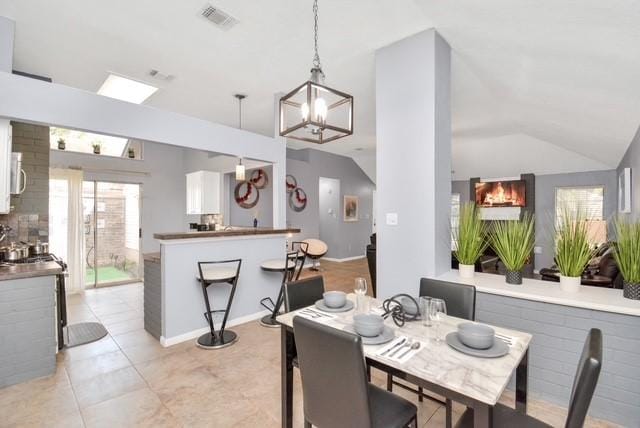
0;122;50;245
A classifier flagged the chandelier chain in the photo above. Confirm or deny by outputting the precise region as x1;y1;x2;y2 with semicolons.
312;0;321;70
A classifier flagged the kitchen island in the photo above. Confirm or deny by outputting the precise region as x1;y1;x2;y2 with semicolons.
146;227;300;346
0;262;63;387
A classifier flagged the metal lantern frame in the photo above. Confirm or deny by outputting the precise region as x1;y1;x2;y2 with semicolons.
279;79;353;144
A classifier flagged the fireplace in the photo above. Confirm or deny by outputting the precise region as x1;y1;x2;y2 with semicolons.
475;180;526;208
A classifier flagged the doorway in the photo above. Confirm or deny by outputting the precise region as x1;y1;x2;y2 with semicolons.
82;181;142;287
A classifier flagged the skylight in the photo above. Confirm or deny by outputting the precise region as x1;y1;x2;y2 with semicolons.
97;74;158;104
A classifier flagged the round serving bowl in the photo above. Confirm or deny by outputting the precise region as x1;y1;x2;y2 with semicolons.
353;313;385;337
322;291;347;308
457;322;495;350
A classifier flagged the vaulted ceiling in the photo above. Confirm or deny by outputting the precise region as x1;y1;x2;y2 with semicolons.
1;0;639;180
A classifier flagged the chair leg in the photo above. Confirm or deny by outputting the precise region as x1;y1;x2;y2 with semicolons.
418;386;424;402
366;364;371;382
387;373;393;392
304;419;312;428
445;398;453;428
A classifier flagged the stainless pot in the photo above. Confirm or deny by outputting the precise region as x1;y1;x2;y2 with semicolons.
2;242;29;261
28;240;49;256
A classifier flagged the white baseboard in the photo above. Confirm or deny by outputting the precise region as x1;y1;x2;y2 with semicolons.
160;310;270;347
322;254;366;263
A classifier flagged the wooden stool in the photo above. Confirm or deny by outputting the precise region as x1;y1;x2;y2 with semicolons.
302;238;328;271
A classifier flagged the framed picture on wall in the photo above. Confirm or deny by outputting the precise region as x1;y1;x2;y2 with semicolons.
619;167;632;213
344;195;359;222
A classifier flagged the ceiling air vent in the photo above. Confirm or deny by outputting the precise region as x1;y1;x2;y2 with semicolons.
201;4;237;30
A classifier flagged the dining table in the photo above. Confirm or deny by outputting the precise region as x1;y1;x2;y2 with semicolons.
277;294;532;428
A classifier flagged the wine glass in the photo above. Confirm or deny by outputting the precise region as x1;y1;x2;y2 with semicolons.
429;299;447;342
354;277;368;313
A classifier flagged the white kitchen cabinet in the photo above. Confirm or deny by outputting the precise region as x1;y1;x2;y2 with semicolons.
0;119;11;214
186;170;221;215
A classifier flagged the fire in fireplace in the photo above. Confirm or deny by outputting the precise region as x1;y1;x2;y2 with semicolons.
475;180;526;207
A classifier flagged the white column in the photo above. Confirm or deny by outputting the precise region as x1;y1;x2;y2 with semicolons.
0;17;14;73
375;29;451;298
272;93;287;228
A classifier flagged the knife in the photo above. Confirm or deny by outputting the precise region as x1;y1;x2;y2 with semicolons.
381;337;406;356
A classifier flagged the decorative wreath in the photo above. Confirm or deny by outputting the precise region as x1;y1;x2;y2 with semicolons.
250;168;269;189
288;187;307;212
285;175;298;193
234;181;260;209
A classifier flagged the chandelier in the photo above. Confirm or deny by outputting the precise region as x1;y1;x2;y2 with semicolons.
279;0;353;144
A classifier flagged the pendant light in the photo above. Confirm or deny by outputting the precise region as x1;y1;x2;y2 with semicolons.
235;94;246;181
279;0;353;144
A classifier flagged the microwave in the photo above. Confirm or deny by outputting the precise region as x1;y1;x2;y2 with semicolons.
10;152;26;194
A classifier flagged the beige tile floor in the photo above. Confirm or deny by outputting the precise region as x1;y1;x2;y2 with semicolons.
0;261;619;427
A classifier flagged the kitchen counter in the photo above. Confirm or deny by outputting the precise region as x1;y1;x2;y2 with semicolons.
437;270;640;317
143;252;161;263
153;227;300;241
0;261;62;281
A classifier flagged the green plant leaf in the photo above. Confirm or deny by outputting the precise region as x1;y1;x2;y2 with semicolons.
488;212;536;272
613;218;640;284
453;202;488;265
554;207;596;277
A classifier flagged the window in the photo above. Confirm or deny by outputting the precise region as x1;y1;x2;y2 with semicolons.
451;193;461;250
555;186;606;245
50;127;143;159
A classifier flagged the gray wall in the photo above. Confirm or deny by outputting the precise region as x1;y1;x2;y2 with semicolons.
477;292;640;427
535;170;617;270
617;126;640;219
227;165;273;227
0;122;50;243
286;148;375;259
51;141;187;254
452;170;617;271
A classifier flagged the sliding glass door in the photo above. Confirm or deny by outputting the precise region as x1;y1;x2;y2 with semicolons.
83;181;142;287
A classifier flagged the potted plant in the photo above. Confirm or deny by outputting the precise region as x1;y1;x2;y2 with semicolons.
453;202;488;278
128;147;135;158
554;208;595;293
57;138;66;150
92;142;101;154
488;212;536;285
613;218;640;300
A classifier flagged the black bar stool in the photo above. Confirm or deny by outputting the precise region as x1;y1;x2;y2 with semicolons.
196;259;242;349
259;242;307;328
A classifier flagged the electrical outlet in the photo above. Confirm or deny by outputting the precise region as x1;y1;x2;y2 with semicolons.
386;213;398;226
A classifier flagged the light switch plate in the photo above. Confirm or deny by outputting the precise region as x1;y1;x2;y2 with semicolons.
386;213;398;226
534;246;542;254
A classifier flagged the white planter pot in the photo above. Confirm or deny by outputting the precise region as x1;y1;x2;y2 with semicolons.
458;264;475;279
560;275;581;293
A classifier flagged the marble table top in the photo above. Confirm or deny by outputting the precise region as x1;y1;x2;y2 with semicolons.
277;294;532;406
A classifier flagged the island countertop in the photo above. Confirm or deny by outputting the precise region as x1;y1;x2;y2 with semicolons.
0;261;63;281
153;227;300;241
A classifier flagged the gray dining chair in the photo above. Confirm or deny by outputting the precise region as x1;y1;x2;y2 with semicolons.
293;316;418;428
284;275;325;312
455;328;603;428
387;278;477;427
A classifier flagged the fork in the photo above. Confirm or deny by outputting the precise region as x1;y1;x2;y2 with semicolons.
389;338;413;357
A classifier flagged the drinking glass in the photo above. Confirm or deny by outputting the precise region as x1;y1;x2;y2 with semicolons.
419;296;432;327
429;299;447;342
354;277;369;313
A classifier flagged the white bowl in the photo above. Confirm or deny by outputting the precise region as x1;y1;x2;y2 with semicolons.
323;291;347;308
457;322;495;350
353;313;384;337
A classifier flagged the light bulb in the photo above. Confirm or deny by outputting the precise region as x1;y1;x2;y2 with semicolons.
314;97;327;122
235;162;245;181
301;102;309;120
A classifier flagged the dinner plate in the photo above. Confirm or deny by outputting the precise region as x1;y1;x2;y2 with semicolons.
314;299;355;313
344;325;395;345
445;332;509;358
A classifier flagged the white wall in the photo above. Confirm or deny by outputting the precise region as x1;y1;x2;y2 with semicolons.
0;17;14;73
375;29;451;298
0;71;286;228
